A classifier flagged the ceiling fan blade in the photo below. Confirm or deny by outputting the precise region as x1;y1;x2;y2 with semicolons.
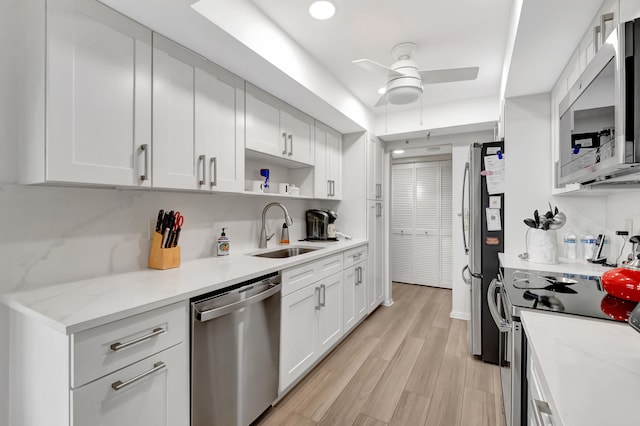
418;66;479;84
353;59;404;77
374;94;388;107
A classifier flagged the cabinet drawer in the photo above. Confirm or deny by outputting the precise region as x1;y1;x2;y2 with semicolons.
282;253;343;296
343;245;368;268
71;301;188;388
71;343;188;426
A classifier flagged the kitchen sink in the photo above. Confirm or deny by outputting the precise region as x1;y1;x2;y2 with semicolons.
252;247;320;258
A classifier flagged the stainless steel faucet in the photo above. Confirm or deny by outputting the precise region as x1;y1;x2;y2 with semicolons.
259;202;293;248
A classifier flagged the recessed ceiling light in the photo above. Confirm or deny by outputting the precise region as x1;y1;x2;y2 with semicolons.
309;1;336;20
393;150;405;154
378;87;387;95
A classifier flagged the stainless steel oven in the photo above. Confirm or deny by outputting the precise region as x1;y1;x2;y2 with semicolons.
487;275;526;426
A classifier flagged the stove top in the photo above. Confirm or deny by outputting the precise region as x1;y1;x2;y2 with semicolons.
502;267;638;322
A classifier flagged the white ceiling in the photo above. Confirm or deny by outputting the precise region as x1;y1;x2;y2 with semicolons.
251;0;513;110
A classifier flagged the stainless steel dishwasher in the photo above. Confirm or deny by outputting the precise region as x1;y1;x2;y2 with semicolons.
191;272;281;426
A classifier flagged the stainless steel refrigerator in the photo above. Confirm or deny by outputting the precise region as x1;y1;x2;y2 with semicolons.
461;141;503;364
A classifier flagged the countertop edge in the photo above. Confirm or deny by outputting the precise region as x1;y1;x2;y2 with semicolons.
2;240;368;335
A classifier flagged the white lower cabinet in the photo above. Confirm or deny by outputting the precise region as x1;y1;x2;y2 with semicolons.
279;246;379;393
279;284;319;391
316;273;344;353
279;270;343;392
71;343;188;426
527;351;561;426
343;246;369;333
9;301;189;426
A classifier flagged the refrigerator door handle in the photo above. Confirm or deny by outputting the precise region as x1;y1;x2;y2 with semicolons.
470;270;483;279
462;265;472;285
461;162;470;254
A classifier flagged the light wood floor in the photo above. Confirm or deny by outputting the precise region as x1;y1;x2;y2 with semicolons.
256;282;505;426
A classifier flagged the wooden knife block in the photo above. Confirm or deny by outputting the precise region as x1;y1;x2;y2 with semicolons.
148;232;181;270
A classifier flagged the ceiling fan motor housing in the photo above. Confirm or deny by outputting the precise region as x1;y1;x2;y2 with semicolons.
386;61;423;105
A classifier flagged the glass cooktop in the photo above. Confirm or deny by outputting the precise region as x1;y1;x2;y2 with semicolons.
502;267;638;322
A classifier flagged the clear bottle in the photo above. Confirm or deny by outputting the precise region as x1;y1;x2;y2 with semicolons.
563;229;577;259
581;232;595;260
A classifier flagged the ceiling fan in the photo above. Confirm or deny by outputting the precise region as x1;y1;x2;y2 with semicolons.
353;42;479;107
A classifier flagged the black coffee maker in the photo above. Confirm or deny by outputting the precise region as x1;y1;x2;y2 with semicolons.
306;209;338;240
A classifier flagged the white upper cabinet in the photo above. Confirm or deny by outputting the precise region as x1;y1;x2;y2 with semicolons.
314;122;342;199
152;34;244;192
245;83;315;166
23;0;152;186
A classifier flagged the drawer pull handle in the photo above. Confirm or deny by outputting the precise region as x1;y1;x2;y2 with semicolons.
532;399;553;426
110;327;166;352
111;361;166;391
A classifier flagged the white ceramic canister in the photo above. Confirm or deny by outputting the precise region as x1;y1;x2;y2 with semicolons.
527;229;558;264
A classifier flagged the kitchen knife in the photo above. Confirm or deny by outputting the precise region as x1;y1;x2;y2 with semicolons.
165;213;176;248
172;227;181;247
155;209;164;233
162;211;174;247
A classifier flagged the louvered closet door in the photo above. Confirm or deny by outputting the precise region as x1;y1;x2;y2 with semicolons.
391;164;414;284
440;161;453;289
414;163;440;286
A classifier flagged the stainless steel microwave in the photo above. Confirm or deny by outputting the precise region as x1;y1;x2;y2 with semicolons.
558;19;640;185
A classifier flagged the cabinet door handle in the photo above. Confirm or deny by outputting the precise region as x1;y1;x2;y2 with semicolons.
356;267;362;285
140;144;149;182
593;25;601;54
320;284;326;307
532;399;553;426
198;154;206;185
209;157;217;187
110;327;166;352
332;180;336;196
282;132;288;155
315;286;321;310
327;180;331;197
111;361;166;391
288;134;293;156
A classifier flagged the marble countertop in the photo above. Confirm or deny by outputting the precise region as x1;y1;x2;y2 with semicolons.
1;239;367;335
498;253;613;276
522;310;640;426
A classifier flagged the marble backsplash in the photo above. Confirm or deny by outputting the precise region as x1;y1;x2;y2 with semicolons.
0;183;339;295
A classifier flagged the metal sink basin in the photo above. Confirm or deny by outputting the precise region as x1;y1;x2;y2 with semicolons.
252;247;320;259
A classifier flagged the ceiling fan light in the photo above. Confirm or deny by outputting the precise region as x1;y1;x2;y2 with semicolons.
309;1;336;20
386;85;422;105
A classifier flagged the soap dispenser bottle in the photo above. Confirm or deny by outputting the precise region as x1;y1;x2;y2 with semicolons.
280;222;290;244
217;228;230;256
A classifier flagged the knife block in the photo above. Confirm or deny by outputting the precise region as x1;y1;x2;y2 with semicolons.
148;232;181;270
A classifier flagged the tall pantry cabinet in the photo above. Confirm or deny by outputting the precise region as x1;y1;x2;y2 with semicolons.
367;135;385;312
391;161;452;288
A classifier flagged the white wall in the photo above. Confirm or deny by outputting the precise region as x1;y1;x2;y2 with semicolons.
503;93;608;259
605;191;640;262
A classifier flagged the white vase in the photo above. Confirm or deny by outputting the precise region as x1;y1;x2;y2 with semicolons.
528;229;558;264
